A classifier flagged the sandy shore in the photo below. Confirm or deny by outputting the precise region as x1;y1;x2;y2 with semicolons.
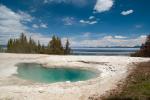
0;53;149;100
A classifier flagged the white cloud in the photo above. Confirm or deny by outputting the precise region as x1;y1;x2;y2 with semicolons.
89;16;95;20
0;5;32;33
103;35;113;39
43;0;87;6
94;0;114;13
114;36;127;39
83;32;91;37
0;4;50;45
0;4;34;45
121;9;134;16
32;23;48;28
69;35;147;47
89;21;97;24
79;20;97;25
40;23;48;28
62;17;75;25
139;35;147;38
79;20;86;23
29;33;51;45
32;24;39;28
80;16;98;25
17;11;33;22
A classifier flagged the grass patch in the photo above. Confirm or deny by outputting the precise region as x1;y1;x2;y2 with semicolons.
89;62;150;100
104;62;150;100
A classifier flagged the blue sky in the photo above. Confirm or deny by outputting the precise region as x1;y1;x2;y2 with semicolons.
0;0;150;47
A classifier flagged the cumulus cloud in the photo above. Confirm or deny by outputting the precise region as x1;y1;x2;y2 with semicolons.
89;16;95;20
28;33;51;45
40;23;48;28
43;0;87;7
79;20;97;25
32;24;39;28
89;21;97;25
83;32;91;37
32;23;48;28
62;17;75;25
0;4;49;45
0;4;34;45
69;35;147;47
121;9;134;15
17;11;33;22
139;35;147;38
94;0;114;13
80;16;99;25
114;35;127;39
0;5;32;34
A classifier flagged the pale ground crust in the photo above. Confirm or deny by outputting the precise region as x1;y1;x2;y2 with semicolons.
0;53;149;100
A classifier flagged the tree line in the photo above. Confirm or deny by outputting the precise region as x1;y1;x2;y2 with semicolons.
0;45;3;52
131;35;150;57
7;33;71;55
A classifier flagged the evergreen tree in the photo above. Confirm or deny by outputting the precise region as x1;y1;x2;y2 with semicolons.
6;33;71;55
37;40;41;53
20;33;28;53
41;44;46;54
64;39;71;54
48;35;56;52
0;45;2;52
20;33;27;44
0;45;5;52
131;35;150;57
48;35;64;54
7;38;13;52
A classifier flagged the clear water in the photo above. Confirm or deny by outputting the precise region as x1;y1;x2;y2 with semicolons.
17;63;98;83
72;47;140;56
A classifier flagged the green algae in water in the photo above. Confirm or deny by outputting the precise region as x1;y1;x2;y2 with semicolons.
17;63;98;83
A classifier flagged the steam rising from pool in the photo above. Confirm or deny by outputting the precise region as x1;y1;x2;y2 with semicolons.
16;63;98;83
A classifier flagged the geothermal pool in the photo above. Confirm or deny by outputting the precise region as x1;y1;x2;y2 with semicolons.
16;63;98;83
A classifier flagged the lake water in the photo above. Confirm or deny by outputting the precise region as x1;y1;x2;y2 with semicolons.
72;47;140;56
17;63;98;83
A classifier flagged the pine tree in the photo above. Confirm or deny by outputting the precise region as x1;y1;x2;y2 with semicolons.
37;40;41;53
7;38;13;52
131;35;150;57
0;45;1;51
48;35;64;54
48;35;56;52
0;45;2;52
41;44;46;54
6;33;71;55
64;39;71;54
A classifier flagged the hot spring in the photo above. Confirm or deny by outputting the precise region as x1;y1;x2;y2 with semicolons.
16;63;98;83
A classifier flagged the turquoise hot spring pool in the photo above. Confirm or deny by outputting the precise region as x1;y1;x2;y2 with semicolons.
16;63;99;83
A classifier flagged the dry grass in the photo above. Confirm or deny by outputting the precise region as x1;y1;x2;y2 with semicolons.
89;61;150;100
